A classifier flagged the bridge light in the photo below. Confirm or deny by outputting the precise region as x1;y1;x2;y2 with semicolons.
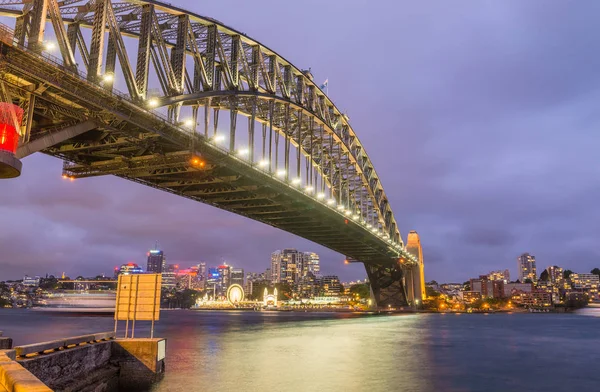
316;192;325;199
366;224;372;228
337;205;344;211
327;199;335;206
237;147;249;156
371;227;378;233
344;259;349;265
214;135;226;143
183;119;194;127
61;174;68;179
291;178;301;185
305;185;314;193
276;169;286;177
147;98;159;108
352;214;359;219
43;41;57;51
102;73;114;83
258;159;269;167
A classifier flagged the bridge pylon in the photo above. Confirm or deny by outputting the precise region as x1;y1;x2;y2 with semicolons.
405;230;426;306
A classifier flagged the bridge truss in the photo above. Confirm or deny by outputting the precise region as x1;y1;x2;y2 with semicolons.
0;0;422;307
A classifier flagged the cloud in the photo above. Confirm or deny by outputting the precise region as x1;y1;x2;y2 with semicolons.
1;1;600;283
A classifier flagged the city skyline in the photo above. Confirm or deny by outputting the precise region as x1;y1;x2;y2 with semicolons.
2;1;600;282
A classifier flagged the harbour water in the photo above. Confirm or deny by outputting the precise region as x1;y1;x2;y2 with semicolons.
1;309;599;392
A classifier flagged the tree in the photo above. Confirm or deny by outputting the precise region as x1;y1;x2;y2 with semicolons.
463;281;471;291
349;283;370;299
425;286;440;298
539;270;549;282
591;268;600;277
564;270;573;280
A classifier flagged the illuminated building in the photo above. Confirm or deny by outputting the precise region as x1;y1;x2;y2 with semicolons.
470;276;504;298
263;287;278;307
303;252;320;276
461;291;482;302
147;248;166;273
197;262;207;280
162;272;176;289
230;268;244;287
22;275;40;287
517;253;537;282
503;282;533;297
571;273;599;300
320;275;341;296
520;290;553;307
487;269;510;283
217;264;231;290
206;268;221;297
116;263;143;276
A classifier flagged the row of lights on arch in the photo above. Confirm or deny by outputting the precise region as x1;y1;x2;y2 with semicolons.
40;40;409;258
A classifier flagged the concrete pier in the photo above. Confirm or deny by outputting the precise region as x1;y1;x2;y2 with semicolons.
0;332;166;392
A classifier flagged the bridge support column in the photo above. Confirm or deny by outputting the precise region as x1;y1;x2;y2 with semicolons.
365;263;409;309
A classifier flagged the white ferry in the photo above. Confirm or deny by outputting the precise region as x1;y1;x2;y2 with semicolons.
34;291;116;313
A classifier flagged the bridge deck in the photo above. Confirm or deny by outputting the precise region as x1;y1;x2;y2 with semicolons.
0;41;405;266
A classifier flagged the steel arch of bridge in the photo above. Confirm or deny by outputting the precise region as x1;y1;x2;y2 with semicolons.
0;0;422;307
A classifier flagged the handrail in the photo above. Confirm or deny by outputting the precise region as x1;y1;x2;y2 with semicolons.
14;331;115;358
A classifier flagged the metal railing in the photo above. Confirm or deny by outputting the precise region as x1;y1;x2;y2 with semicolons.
14;331;115;358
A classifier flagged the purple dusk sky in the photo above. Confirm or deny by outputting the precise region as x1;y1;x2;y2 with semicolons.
1;1;599;283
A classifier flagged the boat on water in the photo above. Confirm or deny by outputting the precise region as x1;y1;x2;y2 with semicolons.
33;291;116;314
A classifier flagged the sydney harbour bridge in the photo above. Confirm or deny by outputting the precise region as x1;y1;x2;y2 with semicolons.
0;0;425;308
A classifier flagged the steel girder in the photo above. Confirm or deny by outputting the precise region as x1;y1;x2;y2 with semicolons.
0;0;402;246
0;1;424;306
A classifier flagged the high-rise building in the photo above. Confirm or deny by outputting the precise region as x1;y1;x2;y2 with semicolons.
271;249;303;285
217;264;231;289
197;262;207;280
147;249;166;273
304;252;320;276
517;253;537;282
231;268;244;287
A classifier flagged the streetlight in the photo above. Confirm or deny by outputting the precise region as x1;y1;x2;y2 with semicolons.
291;178;301;185
276;169;286;177
147;98;159;108
183;118;194;127
237;147;249;156
258;159;269;167
214;135;225;143
102;73;114;83
327;199;336;206
316;192;325;199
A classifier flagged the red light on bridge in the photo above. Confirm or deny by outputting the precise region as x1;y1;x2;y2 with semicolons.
0;123;19;154
344;219;349;224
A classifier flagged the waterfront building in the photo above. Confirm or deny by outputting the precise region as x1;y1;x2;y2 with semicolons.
520;290;553;307
440;283;463;291
206;268;220;297
460;291;482;302
147;249;166;273
320;275;341;296
297;272;318;298
570;273;599;300
197;262;207;279
22;275;40;287
517;253;537;282
470;276;504;298
116;263;143;276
